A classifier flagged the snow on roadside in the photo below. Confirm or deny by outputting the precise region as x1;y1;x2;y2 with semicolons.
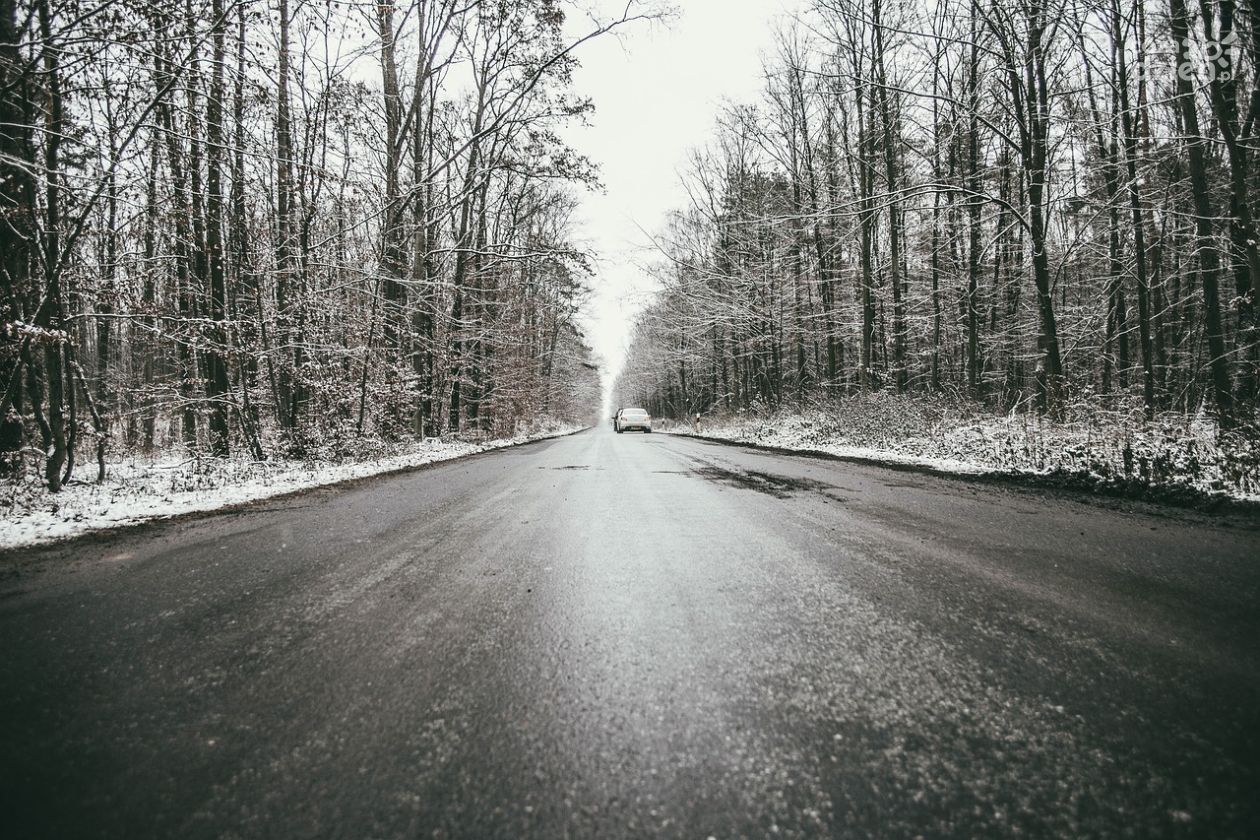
661;417;987;475
1;425;584;551
663;408;1260;504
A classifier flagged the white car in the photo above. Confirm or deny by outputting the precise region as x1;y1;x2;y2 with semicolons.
615;408;653;433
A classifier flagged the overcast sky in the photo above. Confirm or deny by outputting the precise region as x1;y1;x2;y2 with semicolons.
561;0;808;400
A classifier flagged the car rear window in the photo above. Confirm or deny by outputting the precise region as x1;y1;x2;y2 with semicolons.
622;410;647;418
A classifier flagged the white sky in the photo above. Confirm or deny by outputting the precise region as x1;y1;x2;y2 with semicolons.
561;0;808;398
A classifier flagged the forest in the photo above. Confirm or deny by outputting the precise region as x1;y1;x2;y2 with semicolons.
614;0;1260;455
1;0;629;493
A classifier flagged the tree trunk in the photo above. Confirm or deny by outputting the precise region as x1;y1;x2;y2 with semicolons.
204;0;230;455
1170;0;1234;423
38;0;68;491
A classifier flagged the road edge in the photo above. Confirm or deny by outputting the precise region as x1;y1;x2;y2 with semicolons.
669;430;1260;519
1;426;590;557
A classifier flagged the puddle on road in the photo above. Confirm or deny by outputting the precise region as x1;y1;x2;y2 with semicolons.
692;465;837;499
881;479;926;490
548;465;597;471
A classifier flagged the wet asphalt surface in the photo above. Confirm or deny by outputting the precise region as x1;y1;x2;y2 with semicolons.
1;427;1259;839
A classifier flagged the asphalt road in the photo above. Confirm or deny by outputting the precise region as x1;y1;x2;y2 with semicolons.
2;427;1259;839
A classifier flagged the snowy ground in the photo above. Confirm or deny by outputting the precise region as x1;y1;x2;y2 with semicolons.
1;424;584;551
663;398;1260;504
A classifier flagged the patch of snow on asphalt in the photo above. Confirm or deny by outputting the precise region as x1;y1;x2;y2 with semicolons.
1;426;583;551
